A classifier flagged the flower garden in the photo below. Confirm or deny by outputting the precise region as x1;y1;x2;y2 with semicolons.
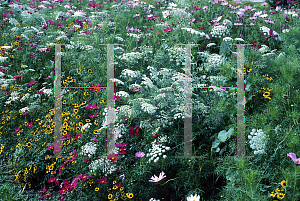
0;0;300;200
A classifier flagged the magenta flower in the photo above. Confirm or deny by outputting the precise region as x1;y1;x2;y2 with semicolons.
108;153;119;162
129;125;139;138
29;80;36;87
149;171;166;182
287;152;300;164
88;113;98;118
260;29;278;39
112;95;120;101
46;144;54;150
13;126;21;133
91;84;101;92
131;87;140;92
47;177;57;183
135;151;145;157
48;19;55;25
17;46;23;51
98;177;107;184
29;54;34;58
75;133;82;139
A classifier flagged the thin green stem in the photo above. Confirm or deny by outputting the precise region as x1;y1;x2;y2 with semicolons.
293;165;297;201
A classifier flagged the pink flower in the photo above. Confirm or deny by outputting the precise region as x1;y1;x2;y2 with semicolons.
287;152;300;164
91;84;101;92
47;177;56;183
149;171;167;182
26;122;33;127
112;95;120;101
88;113;98;118
46;144;54;150
77;173;91;181
98;177;107;184
129;125;139;138
29;80;36;87
135;151;145;157
29;54;34;58
131;87;140;92
13;126;21;133
92;136;98;142
17;46;23;51
75;133;82;139
108;153;119;162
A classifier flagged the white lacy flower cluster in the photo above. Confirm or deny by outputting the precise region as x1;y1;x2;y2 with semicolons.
80;142;97;157
210;25;229;38
258;45;270;54
118;52;143;64
167;46;186;66
88;158;117;176
5;91;20;105
248;129;268;155
146;136;170;163
198;52;226;71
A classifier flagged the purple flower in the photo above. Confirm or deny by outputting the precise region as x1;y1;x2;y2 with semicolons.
48;20;55;25
135;152;145;157
287;153;300;164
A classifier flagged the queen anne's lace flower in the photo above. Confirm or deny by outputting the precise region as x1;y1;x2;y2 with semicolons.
210;25;229;38
248;129;268;155
80;142;97;157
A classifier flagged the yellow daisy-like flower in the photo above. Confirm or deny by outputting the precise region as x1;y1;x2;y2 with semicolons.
126;193;134;199
95;187;99;191
113;180;117;184
267;77;273;81
263;74;268;77
26;142;32;147
278;180;286;188
120;187;124;191
113;185;118;190
263;92;270;96
277;193;285;199
114;197;119;201
108;194;113;199
270;191;276;197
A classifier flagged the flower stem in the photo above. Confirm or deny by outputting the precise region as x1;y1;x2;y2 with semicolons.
293;165;297;201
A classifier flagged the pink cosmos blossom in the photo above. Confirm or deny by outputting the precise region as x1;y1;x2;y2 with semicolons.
135;151;145;157
108;153;119;162
149;171;166;182
287;152;300;164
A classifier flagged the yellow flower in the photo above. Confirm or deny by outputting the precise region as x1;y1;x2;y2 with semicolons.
278;180;286;188
263;92;270;96
26;142;32;147
113;180;117;184
277;193;285;199
126;193;134;199
120;187;124;191
113;185;118;190
95;187;99;191
108;194;113;199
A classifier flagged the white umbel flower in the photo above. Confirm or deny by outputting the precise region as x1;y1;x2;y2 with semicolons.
248;129;267;155
141;102;157;114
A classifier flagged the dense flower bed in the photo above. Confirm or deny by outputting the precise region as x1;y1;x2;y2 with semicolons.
0;0;300;200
